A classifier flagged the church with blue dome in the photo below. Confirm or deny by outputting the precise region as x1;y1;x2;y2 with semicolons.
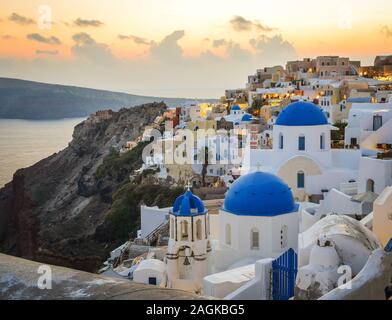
171;189;206;216
223;171;299;217
213;171;300;270
275;101;328;126
243;100;358;203
163;171;300;292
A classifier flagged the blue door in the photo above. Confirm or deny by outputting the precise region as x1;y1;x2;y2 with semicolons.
271;248;298;300
148;277;157;285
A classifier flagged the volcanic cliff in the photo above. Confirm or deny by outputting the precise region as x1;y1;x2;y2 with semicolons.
0;102;182;271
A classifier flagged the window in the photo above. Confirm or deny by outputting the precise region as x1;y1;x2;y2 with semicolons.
298;136;305;151
320;133;325;150
225;224;231;245
279;133;284;149
148;277;157;285
251;228;259;250
373;115;383;131
281;225;288;249
180;220;189;240
297;171;305;188
366;179;375;193
196;219;202;240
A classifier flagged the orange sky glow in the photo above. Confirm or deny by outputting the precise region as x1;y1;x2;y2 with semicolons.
0;0;391;97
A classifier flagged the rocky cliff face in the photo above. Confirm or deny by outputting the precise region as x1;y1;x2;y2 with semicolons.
0;103;166;271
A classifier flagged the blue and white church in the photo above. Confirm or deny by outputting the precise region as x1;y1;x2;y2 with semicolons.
160;171;300;293
242;101;360;201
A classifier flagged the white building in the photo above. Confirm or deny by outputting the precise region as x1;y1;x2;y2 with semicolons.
210;172;299;273
133;259;166;286
344;101;392;147
243;101;360;201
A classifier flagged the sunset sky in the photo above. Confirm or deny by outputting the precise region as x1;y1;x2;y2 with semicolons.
1;0;391;97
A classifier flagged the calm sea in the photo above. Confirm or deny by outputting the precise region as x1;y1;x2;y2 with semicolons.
0;118;85;187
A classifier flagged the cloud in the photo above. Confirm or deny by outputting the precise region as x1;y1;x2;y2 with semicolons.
381;26;392;38
9;12;34;25
230;16;274;33
212;39;228;47
0;30;297;98
74;18;104;27
150;30;185;61
27;33;62;45
1;35;15;40
36;50;59;55
71;32;116;65
118;34;150;45
249;34;297;66
72;32;95;45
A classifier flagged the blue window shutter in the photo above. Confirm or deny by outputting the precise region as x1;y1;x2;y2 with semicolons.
298;136;305;151
297;172;305;188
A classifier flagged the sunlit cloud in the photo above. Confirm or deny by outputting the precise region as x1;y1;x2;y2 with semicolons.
27;33;61;45
36;49;59;55
212;39;228;47
9;12;34;25
71;32;116;65
230;16;275;33
1;35;15;40
381;26;392;38
150;30;185;62
73;18;104;27
118;34;151;45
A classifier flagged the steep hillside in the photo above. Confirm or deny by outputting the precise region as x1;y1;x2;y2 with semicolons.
0;103;184;271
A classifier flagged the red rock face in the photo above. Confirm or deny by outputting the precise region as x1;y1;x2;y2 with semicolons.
0;102;167;272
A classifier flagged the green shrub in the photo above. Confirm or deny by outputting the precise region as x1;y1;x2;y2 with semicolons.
103;182;184;245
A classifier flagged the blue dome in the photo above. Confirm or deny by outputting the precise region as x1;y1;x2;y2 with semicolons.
223;172;298;217
276;101;328;126
171;190;206;216
241;114;253;122
231;105;241;111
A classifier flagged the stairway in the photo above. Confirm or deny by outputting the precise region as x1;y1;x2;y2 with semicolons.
135;221;169;246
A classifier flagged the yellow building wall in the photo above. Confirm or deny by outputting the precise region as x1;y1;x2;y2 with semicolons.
277;156;323;201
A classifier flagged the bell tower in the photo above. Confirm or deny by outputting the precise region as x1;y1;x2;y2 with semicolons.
166;189;210;294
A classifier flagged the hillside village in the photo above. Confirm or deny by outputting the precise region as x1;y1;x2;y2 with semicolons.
93;55;392;300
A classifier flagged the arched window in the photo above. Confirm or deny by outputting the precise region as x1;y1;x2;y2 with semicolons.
251;228;259;250
225;224;231;245
366;179;375;193
281;225;288;249
298;135;305;151
320;133;325;150
196;219;202;240
279;133;284;149
180;220;189;240
297;171;305;188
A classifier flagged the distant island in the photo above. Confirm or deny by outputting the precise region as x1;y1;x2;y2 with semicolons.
0;78;216;120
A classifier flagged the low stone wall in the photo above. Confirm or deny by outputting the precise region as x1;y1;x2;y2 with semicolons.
0;253;207;300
